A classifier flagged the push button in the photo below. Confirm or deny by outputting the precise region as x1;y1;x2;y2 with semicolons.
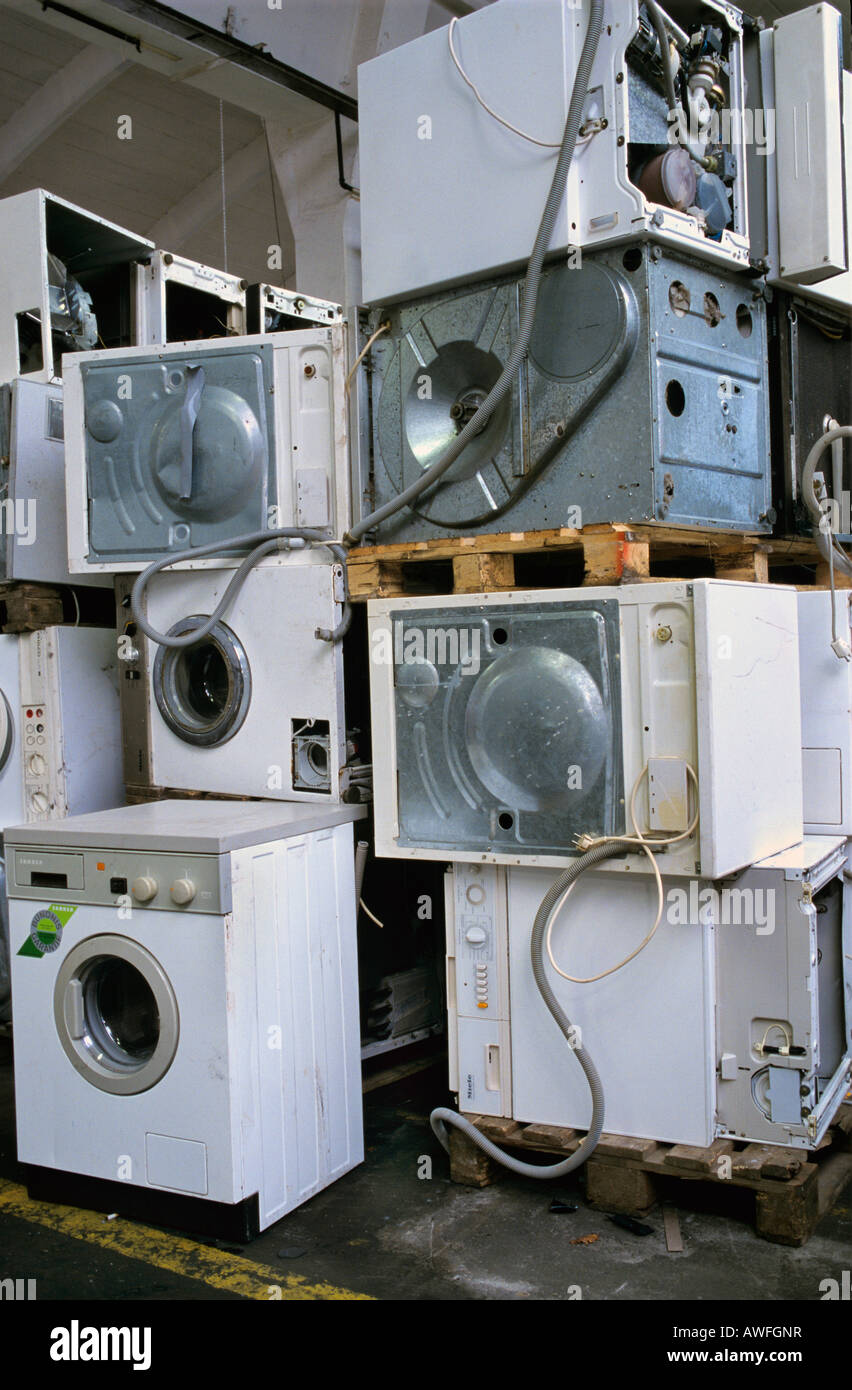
109;877;128;895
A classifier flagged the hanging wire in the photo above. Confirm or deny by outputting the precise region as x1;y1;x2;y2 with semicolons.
263;119;284;273
219;98;228;272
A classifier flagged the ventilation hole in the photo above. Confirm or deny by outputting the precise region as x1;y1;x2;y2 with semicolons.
498;812;514;831
492;627;508;645
666;380;686;417
622;247;643;271
703;292;723;327
669;281;690;317
736;304;753;338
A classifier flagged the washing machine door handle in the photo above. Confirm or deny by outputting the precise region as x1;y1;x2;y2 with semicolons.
179;364;206;501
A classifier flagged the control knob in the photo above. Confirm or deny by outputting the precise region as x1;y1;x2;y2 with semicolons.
170;878;196;906
131;875;158;903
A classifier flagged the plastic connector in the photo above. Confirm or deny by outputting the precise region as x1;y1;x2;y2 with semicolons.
831;637;852;662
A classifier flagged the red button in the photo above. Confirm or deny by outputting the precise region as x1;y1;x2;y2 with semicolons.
26;710;33;718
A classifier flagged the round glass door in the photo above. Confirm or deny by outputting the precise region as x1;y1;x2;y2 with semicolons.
54;935;179;1095
152;616;251;747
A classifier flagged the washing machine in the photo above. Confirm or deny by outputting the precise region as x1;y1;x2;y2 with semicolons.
64;327;349;573
0;625;122;831
0;625;122;1022
7;798;367;1240
116;562;348;802
368;579;803;879
446;836;851;1149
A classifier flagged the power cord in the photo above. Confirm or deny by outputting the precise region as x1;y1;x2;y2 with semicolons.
546;762;699;983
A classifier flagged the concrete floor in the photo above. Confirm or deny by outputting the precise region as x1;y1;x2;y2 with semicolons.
1;1035;850;1302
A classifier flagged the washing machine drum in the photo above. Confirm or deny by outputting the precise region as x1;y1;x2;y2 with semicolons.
391;600;624;854
82;343;275;561
54;935;179;1095
153;617;252;748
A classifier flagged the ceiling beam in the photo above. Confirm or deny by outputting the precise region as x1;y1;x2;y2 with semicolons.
0;43;128;184
145;132;270;251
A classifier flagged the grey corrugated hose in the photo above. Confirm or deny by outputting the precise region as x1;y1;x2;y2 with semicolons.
431;837;638;1179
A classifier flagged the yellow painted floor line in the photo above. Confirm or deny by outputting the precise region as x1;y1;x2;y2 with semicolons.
0;1178;372;1301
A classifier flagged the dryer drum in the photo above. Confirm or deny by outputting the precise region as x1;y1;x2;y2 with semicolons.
153;616;252;748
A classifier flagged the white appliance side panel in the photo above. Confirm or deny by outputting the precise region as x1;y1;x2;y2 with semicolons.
798;590;852;833
0;634;23;831
232;823;362;1229
8;899;242;1200
507;867;716;1146
693;581;802;877
359;0;580;303
8;380;110;590
54;627;123;816
147;564;346;801
773;6;847;284
0;191;51;384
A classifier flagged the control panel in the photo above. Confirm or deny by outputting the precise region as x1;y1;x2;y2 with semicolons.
446;863;512;1118
448;863;508;1020
247;282;343;335
7;845;230;914
19;629;60;820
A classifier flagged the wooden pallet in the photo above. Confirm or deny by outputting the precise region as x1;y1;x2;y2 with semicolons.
347;525;825;602
0;582;65;633
0;581;116;634
125;784;260;806
448;1105;852;1247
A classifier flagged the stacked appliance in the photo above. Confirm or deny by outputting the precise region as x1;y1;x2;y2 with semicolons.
355;0;852;1165
0;185;370;1237
7;800;365;1240
0;188;141;1020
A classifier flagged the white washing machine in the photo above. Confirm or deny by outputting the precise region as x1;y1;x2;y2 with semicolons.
369;580;803;878
0;625;122;830
64;328;349;573
7;798;366;1240
116;562;348;801
0;625;123;1024
446;837;851;1150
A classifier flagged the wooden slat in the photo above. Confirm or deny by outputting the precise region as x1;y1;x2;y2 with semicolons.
663;1140;735;1176
452;551;515;594
517;1123;579;1153
471;1115;524;1145
594;1135;660;1161
582;532;650;586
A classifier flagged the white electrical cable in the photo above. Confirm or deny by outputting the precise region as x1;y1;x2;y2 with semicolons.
359;898;385;929
756;1023;791;1056
545;762;699;984
345;320;390;396
447;16;563;149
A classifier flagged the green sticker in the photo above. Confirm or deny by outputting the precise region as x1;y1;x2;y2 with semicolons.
18;903;77;957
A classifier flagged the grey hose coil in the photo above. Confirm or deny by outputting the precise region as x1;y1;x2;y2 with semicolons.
130;529;351;649
431;837;637;1179
344;0;605;546
800;425;852;578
